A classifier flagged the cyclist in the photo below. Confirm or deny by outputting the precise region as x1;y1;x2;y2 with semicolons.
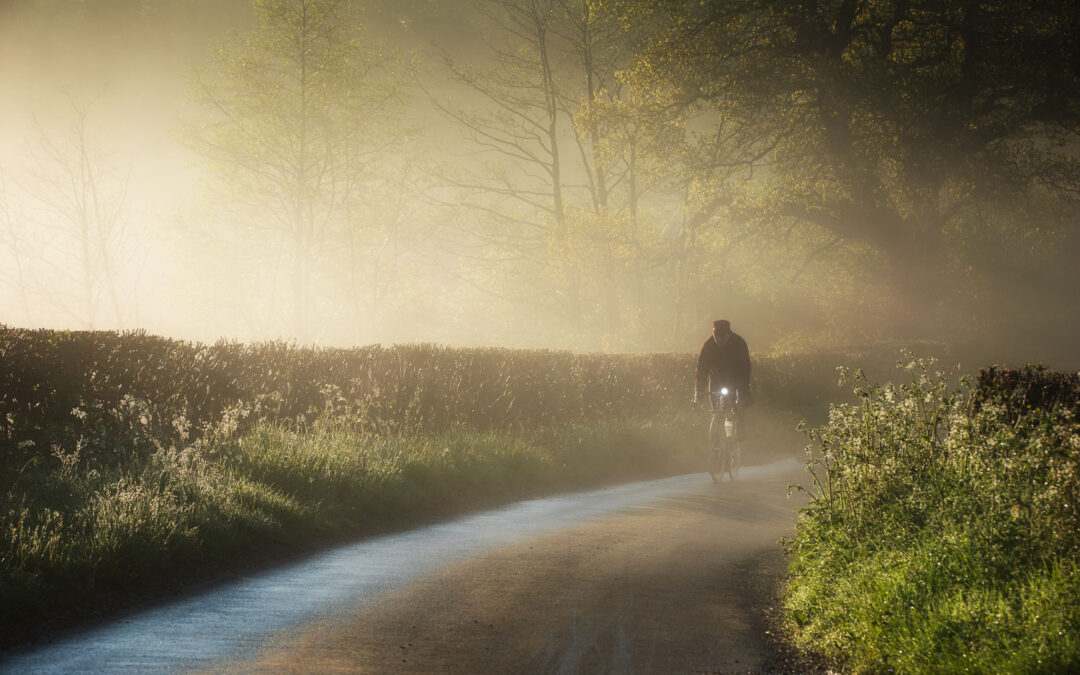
692;319;752;439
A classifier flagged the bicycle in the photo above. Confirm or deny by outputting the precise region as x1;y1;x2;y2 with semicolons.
707;387;742;482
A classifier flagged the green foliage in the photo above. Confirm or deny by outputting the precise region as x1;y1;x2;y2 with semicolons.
0;325;936;468
753;341;957;423
784;358;1080;672
975;365;1080;421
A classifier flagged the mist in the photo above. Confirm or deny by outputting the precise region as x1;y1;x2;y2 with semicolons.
1;0;1077;368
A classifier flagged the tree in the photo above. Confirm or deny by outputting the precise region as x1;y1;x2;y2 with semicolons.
20;95;131;329
621;0;1080;338
427;0;677;346
0;179;34;325
330;138;436;344
424;0;571;316
191;0;404;339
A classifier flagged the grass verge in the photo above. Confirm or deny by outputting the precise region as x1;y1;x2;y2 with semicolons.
782;360;1080;673
1;412;702;647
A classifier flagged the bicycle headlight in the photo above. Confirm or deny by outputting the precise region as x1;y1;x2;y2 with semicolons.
720;387;729;396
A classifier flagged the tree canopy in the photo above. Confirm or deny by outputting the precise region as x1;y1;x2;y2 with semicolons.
613;0;1080;339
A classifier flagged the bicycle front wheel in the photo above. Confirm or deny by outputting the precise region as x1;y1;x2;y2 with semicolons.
708;414;725;482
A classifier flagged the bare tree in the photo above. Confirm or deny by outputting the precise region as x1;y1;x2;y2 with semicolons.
426;0;662;340
21;94;130;329
0;178;34;324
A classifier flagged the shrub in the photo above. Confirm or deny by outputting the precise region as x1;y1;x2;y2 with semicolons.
784;358;1080;672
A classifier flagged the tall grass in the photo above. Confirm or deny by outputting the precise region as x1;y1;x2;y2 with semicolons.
783;359;1080;672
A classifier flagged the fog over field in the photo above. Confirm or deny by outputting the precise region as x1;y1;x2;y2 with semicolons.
1;0;1077;365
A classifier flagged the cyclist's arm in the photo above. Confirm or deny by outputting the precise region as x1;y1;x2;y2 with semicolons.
694;341;711;401
736;337;752;402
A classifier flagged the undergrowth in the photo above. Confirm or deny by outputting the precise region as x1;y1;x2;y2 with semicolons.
783;359;1080;673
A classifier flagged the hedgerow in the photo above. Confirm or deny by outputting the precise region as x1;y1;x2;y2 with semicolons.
784;359;1080;673
0;325;694;469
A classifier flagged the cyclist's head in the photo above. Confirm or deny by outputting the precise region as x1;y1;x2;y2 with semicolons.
712;319;732;344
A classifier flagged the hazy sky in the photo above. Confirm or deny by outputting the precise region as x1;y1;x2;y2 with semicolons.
0;0;472;200
0;0;485;344
0;2;245;204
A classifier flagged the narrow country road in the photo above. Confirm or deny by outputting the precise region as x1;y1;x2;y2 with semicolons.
4;458;807;674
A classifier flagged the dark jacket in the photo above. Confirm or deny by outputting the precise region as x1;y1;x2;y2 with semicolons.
695;333;751;397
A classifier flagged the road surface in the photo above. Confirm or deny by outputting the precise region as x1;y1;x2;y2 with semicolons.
4;458;807;674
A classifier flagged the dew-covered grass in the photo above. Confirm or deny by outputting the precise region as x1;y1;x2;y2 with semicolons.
1;413;700;642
